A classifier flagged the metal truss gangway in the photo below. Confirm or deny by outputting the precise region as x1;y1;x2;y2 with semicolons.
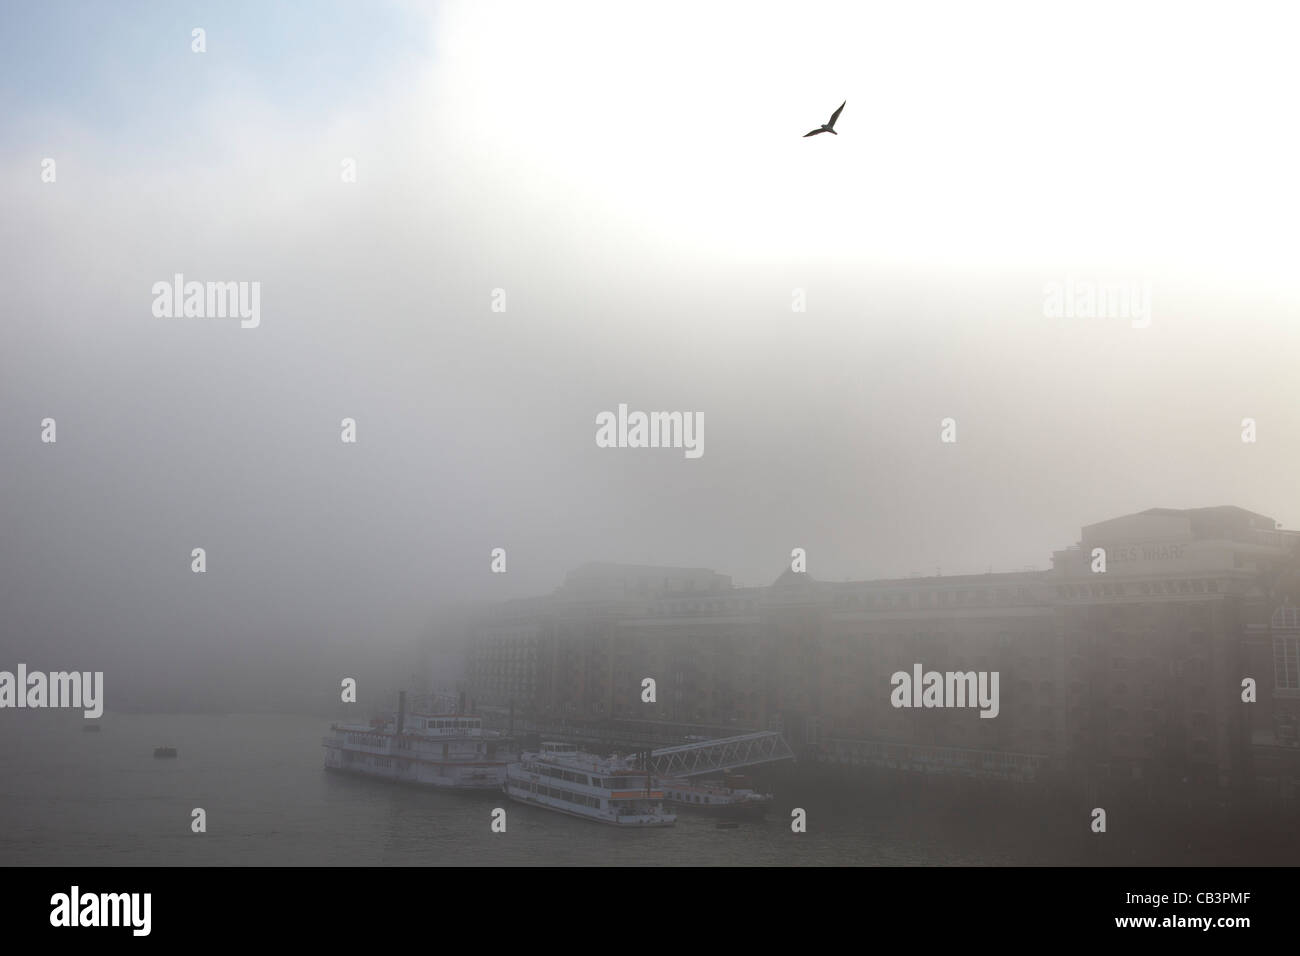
646;732;794;778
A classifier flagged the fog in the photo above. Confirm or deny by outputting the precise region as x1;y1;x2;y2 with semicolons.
2;0;1298;712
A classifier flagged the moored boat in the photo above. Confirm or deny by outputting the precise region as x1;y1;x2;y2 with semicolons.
322;692;517;790
659;770;773;819
504;743;676;827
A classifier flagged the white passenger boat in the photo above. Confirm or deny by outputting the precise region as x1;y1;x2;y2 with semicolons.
323;692;517;790
504;743;677;827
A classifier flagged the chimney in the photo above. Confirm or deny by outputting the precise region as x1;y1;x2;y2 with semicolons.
509;699;515;737
458;689;467;713
396;691;406;736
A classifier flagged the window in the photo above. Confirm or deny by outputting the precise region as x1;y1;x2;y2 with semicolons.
1275;636;1300;693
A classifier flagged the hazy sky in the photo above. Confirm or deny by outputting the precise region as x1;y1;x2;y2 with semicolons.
2;1;1298;704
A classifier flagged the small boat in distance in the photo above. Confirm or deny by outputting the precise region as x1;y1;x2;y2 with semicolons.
153;747;178;759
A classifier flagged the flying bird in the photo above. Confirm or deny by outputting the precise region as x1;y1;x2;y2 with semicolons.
803;100;845;137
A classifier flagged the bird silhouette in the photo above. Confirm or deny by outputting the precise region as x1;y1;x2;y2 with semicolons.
803;101;845;137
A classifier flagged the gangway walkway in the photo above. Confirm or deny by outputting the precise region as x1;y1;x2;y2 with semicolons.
646;732;794;778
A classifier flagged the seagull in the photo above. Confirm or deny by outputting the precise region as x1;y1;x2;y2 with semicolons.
803;100;845;137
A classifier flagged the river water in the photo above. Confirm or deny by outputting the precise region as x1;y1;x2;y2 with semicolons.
0;710;1290;866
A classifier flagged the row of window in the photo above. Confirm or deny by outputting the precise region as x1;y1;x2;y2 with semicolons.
530;764;598;786
674;792;719;804
487;576;1225;625
1276;637;1299;691
345;753;395;769
422;719;478;730
833;589;1035;610
655;600;760;616
1059;579;1220;599
525;784;601;808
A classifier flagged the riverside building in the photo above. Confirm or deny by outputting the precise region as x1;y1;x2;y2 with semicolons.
466;507;1300;803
